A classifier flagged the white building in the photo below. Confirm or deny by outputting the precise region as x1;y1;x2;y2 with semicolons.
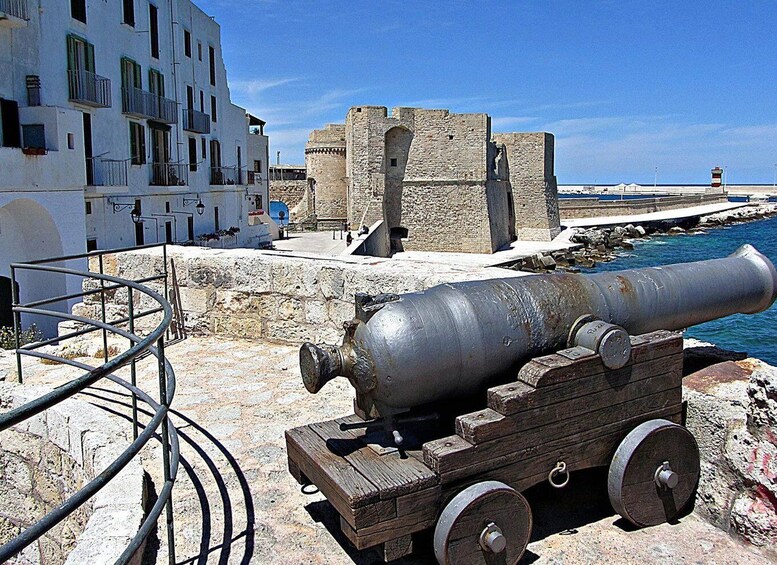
0;0;272;331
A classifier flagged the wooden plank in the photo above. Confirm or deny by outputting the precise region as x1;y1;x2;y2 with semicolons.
425;387;682;477
462;367;682;444
395;486;441;517
308;418;438;501
518;331;682;388
340;507;437;550
285;426;381;530
442;407;683;488
383;535;414;561
488;351;682;416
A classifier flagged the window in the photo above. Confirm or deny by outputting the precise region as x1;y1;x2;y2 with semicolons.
165;201;170;213
0;99;21;148
22;125;45;149
390;158;398;167
210;95;217;122
187;216;194;241
85;201;92;215
149;69;164;96
123;0;135;26
201;137;206;159
197;41;202;61
86;238;98;252
149;4;159;59
199;90;204;112
256;195;263;210
184;29;191;57
129;122;146;164
208;45;216;85
68;133;75;149
214;206;219;232
71;0;86;23
254;160;262;173
121;57;142;90
188;137;197;172
66;35;95;74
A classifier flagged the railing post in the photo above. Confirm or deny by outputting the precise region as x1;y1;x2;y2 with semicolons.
128;288;139;440
157;336;176;565
11;265;22;384
98;255;109;363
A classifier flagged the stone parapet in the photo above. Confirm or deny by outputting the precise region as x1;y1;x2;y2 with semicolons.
0;382;145;564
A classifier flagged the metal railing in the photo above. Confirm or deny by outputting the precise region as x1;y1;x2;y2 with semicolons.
87;157;129;186
151;162;188;186
210;165;238;185
182;108;210;134
67;69;112;108
0;243;179;564
0;0;28;20
122;86;178;124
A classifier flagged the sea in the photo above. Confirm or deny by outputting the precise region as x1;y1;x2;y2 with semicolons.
585;216;777;365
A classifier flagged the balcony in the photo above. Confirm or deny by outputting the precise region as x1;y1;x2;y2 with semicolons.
87;158;128;187
68;70;112;108
122;87;177;124
0;0;28;27
210;166;239;186
247;171;264;185
182;109;210;134
151;162;188;187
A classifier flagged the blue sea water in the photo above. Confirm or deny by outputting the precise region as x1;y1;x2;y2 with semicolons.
587;216;777;365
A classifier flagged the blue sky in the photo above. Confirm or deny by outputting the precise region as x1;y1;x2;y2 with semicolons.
197;1;777;184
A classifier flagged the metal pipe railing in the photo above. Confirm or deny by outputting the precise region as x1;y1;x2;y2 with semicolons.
0;243;178;564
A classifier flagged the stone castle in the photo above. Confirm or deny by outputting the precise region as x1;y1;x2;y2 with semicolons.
271;106;561;254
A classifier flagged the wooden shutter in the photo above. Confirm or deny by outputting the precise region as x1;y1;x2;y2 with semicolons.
85;42;95;73
66;35;76;71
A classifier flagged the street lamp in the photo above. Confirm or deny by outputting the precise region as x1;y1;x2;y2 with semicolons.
130;207;140;224
183;196;205;216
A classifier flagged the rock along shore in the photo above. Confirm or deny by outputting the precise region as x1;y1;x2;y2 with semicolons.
509;203;777;273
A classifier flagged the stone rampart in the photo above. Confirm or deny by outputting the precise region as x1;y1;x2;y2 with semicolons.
559;193;729;219
0;381;145;564
269;179;310;220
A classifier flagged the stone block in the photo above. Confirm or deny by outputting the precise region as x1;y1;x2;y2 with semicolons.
327;300;354;326
304;300;329;325
179;287;215;315
212;314;262;339
270;261;320;298
264;320;317;344
319;266;345;300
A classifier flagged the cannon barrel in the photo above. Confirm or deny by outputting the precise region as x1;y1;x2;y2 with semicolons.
300;245;777;416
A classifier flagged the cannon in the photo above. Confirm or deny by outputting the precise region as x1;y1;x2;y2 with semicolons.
286;245;777;564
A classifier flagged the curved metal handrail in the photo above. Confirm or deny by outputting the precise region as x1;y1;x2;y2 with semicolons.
0;245;179;564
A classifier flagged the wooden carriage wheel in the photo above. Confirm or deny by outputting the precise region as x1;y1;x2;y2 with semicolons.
608;419;700;527
433;481;532;565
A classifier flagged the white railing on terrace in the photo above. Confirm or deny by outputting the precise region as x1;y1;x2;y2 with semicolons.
87;157;128;187
0;0;28;20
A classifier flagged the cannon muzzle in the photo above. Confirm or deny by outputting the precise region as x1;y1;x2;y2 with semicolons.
301;245;777;417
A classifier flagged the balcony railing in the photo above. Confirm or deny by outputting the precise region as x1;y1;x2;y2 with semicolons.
67;69;112;108
182;109;210;134
0;0;28;21
122;87;177;124
247;171;263;185
151;162;188;186
210;166;238;186
87;157;128;187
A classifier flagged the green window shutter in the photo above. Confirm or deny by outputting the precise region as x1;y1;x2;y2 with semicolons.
133;61;142;89
139;124;146;163
158;73;165;97
66;35;76;71
130;123;137;163
86;42;95;73
121;57;130;88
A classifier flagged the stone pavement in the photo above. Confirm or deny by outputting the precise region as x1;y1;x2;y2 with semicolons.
14;336;773;564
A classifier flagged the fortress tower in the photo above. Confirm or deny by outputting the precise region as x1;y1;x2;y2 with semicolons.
305;124;347;228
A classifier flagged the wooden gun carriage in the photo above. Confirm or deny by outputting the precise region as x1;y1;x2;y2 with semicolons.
286;247;776;563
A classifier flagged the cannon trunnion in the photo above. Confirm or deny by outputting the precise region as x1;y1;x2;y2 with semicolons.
286;330;698;563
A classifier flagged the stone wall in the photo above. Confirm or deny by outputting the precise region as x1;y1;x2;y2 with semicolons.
269;179;311;221
559;193;729;219
0;381;145;564
78;246;528;345
684;359;777;556
494;132;561;241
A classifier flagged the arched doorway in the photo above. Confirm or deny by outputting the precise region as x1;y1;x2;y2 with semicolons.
0;198;67;336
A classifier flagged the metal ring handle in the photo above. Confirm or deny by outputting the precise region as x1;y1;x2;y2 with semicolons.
548;461;570;489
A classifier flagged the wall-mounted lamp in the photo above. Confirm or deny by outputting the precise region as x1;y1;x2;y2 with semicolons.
183;196;205;216
130;207;141;224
